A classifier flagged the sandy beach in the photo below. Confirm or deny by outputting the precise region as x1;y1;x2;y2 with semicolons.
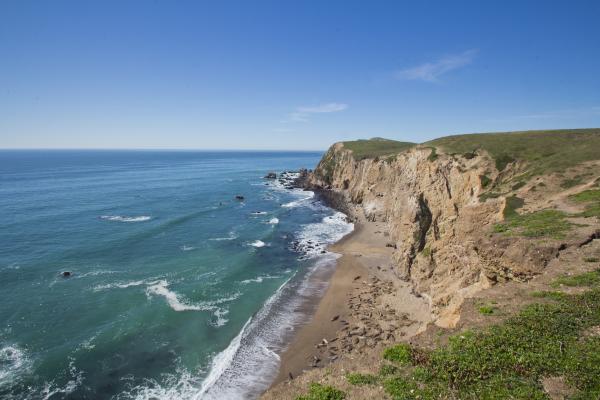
265;216;432;397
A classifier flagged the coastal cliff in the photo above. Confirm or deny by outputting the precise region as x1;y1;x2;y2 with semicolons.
305;131;600;327
265;129;600;400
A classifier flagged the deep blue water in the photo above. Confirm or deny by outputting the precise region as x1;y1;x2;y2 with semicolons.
0;150;353;399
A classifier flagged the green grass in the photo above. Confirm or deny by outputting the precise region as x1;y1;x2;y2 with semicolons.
503;195;525;218
584;257;599;263
295;383;346;400
426;129;600;175
569;189;600;218
551;269;600;288
570;189;600;203
383;343;413;364
478;305;496;315
530;290;567;300
342;138;415;160
494;209;572;239
376;274;600;400
346;373;378;386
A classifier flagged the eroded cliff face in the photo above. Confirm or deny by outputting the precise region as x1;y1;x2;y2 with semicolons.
306;143;560;327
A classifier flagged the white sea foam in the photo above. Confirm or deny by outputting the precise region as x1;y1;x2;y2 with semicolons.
249;240;266;248
239;274;279;285
145;280;240;315
212;309;230;327
209;231;238;241
281;191;315;208
294;211;354;258
146;280;213;312
100;215;152;223
250;211;267;215
180;245;196;251
195;318;252;399
267;218;279;225
93;279;149;291
0;345;30;387
40;359;84;400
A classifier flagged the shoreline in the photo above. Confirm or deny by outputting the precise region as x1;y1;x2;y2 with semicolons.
263;207;432;398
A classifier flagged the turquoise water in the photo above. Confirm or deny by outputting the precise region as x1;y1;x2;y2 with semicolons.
0;150;353;399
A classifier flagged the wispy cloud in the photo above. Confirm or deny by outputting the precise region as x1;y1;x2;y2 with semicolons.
288;102;348;122
394;49;478;82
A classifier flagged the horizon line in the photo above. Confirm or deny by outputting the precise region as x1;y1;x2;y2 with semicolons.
0;147;327;152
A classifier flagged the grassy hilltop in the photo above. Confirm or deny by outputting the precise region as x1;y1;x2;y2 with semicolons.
342;129;600;175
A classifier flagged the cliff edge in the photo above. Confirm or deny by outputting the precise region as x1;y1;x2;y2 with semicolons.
306;130;600;327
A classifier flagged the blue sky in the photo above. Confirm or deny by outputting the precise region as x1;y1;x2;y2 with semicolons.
1;1;599;150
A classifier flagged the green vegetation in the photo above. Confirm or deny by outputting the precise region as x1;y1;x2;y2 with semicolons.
421;245;431;257
511;181;526;191
480;174;492;188
503;195;525;218
561;177;584;189
426;129;600;175
478;305;495;315
551;269;600;288
371;270;600;399
570;189;600;203
570;189;600;218
494;209;572;239
427;147;438;161
295;383;346;400
584;257;599;263
383;343;413;364
342;138;415;160
346;373;378;386
530;290;567;300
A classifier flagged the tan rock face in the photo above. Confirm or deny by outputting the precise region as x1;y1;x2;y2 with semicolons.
307;144;564;327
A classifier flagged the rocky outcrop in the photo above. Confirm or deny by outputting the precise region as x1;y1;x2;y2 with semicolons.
305;143;565;327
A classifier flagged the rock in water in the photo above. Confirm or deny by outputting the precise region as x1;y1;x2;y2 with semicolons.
61;271;71;277
235;195;245;200
264;172;277;179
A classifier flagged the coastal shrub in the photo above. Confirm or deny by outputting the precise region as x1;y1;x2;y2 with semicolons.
551;269;600;287
511;180;526;191
479;191;503;202
478;305;495;315
427;147;438;161
383;343;413;365
383;377;419;399
493;209;572;238
346;373;378;385
374;270;600;399
295;383;346;400
379;364;399;376
462;151;477;160
561;177;583;189
584;257;599;262
421;246;431;257
530;290;567;300
479;174;492;188
502;195;524;218
564;337;600;393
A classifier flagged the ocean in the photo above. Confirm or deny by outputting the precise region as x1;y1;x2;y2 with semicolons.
0;150;353;399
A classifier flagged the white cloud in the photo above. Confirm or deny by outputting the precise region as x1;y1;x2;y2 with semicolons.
289;102;348;122
394;49;478;82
